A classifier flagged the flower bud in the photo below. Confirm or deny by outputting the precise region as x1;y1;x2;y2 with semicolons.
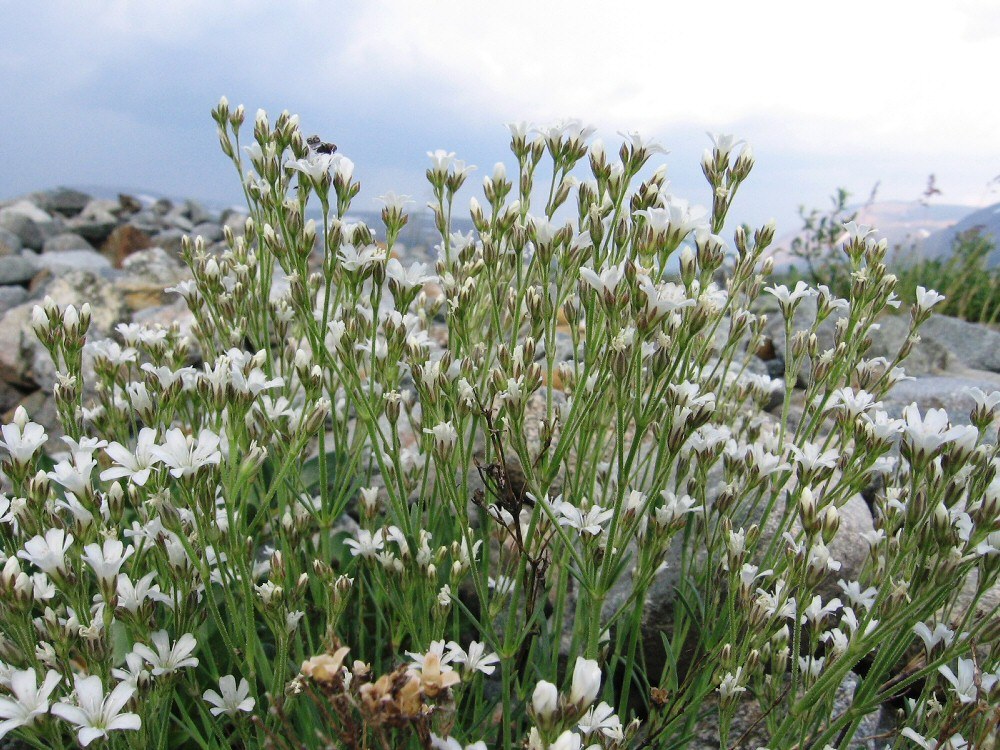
569;657;601;710
532;680;559;721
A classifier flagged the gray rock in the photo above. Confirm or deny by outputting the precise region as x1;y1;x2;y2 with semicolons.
151;228;187;255
918;315;1000;373
0;254;39;285
184;199;215;225
220;208;249;235
127;209;164;234
0;227;24;255
0;212;45;250
678;671;892;750
33;250;113;277
32;187;92;217
68;200;120;242
120;247;188;284
163;208;193;232
0;286;28;315
42;233;93;253
868;314;952;377
151;198;173;216
882;371;1000;427
190;222;223;243
0;271;129;393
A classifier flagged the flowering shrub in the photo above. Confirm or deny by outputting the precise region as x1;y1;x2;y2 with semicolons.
0;100;998;749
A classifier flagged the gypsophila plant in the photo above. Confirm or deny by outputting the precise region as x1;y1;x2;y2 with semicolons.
0;98;997;749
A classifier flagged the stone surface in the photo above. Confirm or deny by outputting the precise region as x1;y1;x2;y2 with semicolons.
33;249;113;277
0;211;45;250
42;232;93;253
918;315;1000;373
0;286;28;315
68;200;119;242
32;187;92;217
190;221;223;242
0;227;24;255
0;254;39;285
882;370;1000;427
102;224;152;266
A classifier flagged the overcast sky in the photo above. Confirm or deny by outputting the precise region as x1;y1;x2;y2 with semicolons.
1;0;998;231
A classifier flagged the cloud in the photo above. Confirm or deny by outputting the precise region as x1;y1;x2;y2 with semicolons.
0;0;997;231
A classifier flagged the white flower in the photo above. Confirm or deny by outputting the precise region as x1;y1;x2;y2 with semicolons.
446;641;499;676
427;149;456;175
203;675;255;716
837;580;877;611
424;421;458;453
429;735;487;750
826;388;880;418
619;130;667;156
47;452;97;496
51;674;141;746
638;277;694;320
152;428;222;478
111;652;149;691
913;621;955;653
580;263;625;296
81;539;134;584
655;491;701;527
801;596;843;627
914;286;946;312
0;668;61;739
707;133;745;160
938;658;977;704
557;502;613;537
19;528;73;575
288;153;335;182
718;667;747;700
842;221;875;243
0;412;48;463
789;443;839;472
101;428;160;486
132;631;199;676
569;657;601;709
902;404;976;459
344;529;385;559
386;258;436;292
765;281;816;309
549;730;583;750
900;728;968;750
337;243;386;273
532;680;558;719
578;700;623;738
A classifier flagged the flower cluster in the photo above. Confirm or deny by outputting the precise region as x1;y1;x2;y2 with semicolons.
0;99;996;749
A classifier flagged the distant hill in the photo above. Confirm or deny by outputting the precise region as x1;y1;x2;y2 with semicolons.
769;200;975;270
917;202;1000;267
853;201;973;248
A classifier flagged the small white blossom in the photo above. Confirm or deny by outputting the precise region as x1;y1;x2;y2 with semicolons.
51;674;141;746
132;631;199;676
0;668;61;739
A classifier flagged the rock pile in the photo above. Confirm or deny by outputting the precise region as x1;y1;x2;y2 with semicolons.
1;187;998;748
0;187;246;426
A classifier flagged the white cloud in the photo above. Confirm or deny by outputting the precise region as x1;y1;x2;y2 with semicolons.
328;0;999;159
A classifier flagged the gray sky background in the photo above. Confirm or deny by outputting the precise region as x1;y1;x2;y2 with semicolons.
2;0;998;232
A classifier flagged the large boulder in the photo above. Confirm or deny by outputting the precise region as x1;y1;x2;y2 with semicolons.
0;271;128;392
34;250;113;277
67;200;120;242
0;202;59;250
42;233;93;253
917;315;1000;373
0;254;39;285
0;227;24;255
32;187;92;218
